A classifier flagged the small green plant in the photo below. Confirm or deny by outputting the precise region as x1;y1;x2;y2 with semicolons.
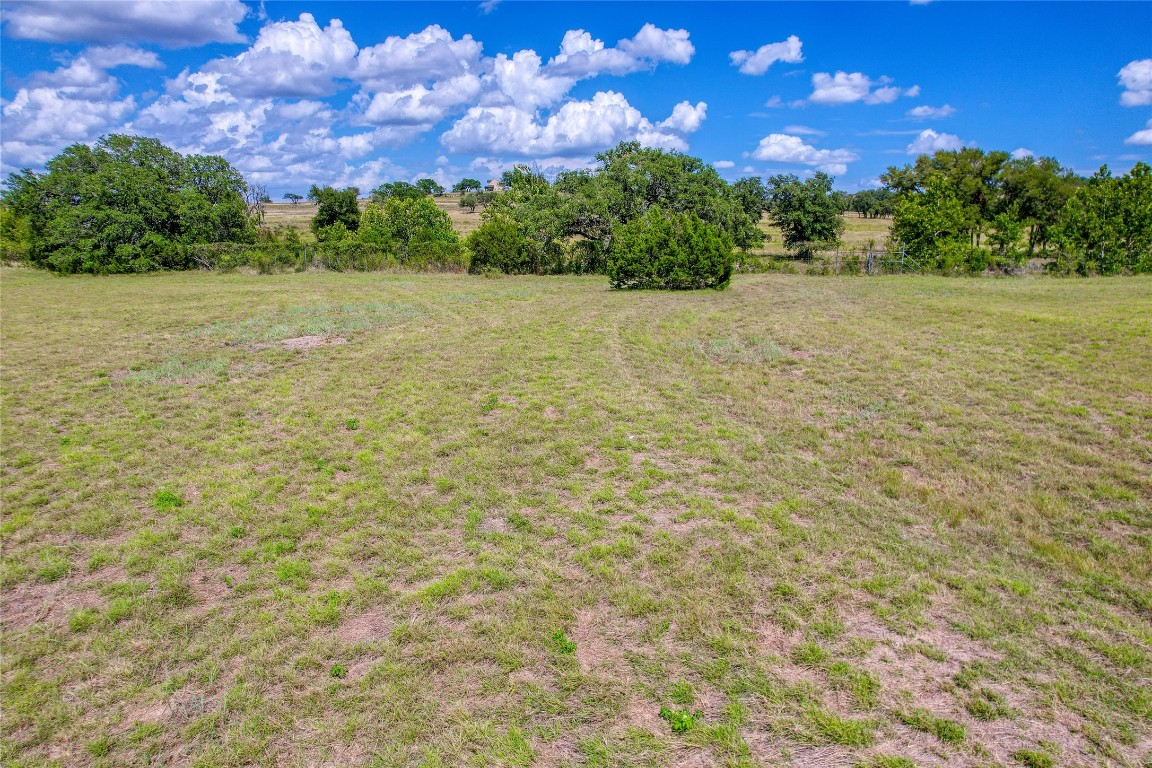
274;558;311;584
345;417;359;430
669;681;695;705
827;661;881;708
329;664;348;679
87;735;113;757
805;706;876;747
1011;749;1054;768
153;490;185;512
69;607;101;633
792;641;829;666
36;557;70;583
551;629;577;655
659;706;702;734
898;708;965;745
965;687;1012;720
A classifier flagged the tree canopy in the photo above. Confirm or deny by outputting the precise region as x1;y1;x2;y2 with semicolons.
483;141;764;278
453;178;482;193
1053;162;1152;274
761;172;845;256
1;134;255;273
308;185;360;234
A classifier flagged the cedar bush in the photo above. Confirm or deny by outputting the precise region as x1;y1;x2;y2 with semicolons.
606;207;733;290
466;216;538;274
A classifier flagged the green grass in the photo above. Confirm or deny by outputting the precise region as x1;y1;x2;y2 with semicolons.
2;267;1150;767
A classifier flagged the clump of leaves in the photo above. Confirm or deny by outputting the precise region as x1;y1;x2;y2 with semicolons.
551;630;576;655
153;490;185;512
659;706;702;734
329;664;348;679
345;418;359;431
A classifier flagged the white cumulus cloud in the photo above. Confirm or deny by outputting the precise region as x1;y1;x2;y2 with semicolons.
906;129;966;155
1118;59;1152;107
441;91;706;157
1125;119;1152;145
0;46;170;168
729;35;803;76
809;71;918;106
750;133;859;175
547;24;694;77
906;104;955;120
1;0;247;47
713;160;735;169
354;25;484;91
204;13;359;98
488;49;575;109
360;74;483;126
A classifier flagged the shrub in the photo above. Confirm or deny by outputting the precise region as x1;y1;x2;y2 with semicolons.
467;216;538;275
607;207;733;290
360;198;463;271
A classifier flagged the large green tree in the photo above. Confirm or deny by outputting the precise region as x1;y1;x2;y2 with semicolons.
359;195;462;269
997;156;1080;253
370;181;424;202
308;185;361;233
1;134;254;273
883;148;1010;247
889;174;987;273
762;172;845;256
1053;162;1152;274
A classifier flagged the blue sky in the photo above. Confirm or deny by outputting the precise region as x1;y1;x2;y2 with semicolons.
2;1;1150;196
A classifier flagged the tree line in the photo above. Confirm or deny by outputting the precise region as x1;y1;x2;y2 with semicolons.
2;133;1149;281
884;150;1150;274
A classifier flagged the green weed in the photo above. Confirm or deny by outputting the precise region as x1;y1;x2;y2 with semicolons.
659;706;702;734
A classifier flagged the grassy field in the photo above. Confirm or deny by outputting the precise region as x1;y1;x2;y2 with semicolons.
263;195;488;242
262;199;890;251
1;268;1150;768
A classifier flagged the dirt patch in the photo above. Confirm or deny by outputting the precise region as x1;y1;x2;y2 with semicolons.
533;735;581;768
250;335;347;351
1;580;102;630
335;606;392;644
477;516;509;534
620;698;666;734
572;607;630;677
190;568;246;607
76;563;129;586
120;700;169;730
784;745;853;768
646;506;708;533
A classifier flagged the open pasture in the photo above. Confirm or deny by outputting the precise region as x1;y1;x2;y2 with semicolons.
1;269;1149;767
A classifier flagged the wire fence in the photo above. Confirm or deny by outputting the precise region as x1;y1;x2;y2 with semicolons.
741;246;1059;276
